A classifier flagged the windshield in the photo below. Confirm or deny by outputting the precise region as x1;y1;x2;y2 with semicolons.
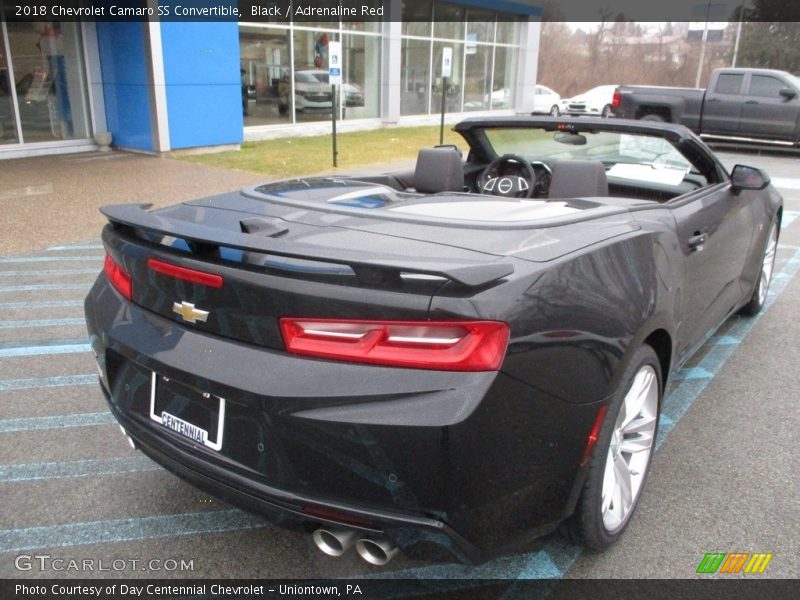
483;128;697;187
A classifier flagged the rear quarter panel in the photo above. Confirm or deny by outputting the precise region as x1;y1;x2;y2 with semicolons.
429;210;683;406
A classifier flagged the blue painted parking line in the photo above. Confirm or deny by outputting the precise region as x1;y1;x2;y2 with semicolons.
0;342;91;358
0;509;267;554
0;283;93;293
781;210;799;228
0;455;160;482
0;318;86;329
0;300;85;310
0;268;99;278
47;243;104;251
0;412;114;433
0;374;96;392
0;255;102;264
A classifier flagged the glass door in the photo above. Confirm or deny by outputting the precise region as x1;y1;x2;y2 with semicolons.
2;21;91;145
0;21;21;144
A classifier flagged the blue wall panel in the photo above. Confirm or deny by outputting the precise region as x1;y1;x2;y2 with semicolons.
95;22;153;151
160;22;243;149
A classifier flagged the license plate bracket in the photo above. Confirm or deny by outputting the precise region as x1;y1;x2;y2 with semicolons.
149;372;225;451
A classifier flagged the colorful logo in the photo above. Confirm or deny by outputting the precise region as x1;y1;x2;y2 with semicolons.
696;552;773;574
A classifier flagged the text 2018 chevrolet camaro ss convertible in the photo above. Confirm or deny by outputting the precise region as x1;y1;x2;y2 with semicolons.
85;117;782;566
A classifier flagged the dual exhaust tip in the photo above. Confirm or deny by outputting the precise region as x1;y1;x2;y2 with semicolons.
312;527;398;566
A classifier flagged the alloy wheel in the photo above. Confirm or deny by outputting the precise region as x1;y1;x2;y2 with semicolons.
600;365;659;533
757;222;779;305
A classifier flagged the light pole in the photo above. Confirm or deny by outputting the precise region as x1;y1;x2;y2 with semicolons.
694;1;712;88
731;0;747;67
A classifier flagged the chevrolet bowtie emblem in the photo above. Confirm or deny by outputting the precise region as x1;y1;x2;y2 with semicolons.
172;301;209;324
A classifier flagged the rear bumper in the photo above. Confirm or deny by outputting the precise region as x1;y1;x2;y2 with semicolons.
85;275;601;563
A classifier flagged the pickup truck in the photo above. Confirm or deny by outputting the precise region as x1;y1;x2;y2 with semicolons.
612;68;800;146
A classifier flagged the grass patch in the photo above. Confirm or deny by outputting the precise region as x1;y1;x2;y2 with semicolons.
177;125;469;178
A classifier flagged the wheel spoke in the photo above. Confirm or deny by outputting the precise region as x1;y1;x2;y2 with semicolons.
621;413;656;436
619;432;654;454
601;458;615;515
613;453;634;511
621;369;652;429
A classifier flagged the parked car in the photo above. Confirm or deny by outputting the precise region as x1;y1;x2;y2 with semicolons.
613;68;800;146
86;116;781;566
532;84;561;115
279;69;365;114
560;84;617;117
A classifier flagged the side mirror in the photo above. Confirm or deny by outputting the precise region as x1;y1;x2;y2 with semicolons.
731;164;770;191
779;87;797;100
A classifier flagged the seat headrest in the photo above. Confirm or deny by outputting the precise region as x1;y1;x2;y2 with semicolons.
548;160;608;199
414;147;464;194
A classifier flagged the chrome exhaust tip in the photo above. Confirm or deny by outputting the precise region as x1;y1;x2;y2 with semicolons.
355;537;399;566
312;528;356;557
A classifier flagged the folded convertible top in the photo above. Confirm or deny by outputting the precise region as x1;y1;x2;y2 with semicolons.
101;204;514;288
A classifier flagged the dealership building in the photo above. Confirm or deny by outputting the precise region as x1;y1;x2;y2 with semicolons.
0;1;542;159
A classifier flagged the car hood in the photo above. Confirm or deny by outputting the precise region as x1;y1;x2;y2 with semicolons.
174;178;640;263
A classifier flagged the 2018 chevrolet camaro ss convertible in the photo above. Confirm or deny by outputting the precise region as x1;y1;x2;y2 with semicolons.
85;117;782;566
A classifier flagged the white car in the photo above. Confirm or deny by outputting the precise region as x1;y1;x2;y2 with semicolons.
560;85;618;118
532;85;561;115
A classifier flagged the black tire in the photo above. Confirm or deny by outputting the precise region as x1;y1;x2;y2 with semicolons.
601;104;612;118
550;105;560;117
739;219;780;316
639;113;665;122
564;344;662;549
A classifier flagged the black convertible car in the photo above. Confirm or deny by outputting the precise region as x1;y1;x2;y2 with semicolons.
84;117;782;566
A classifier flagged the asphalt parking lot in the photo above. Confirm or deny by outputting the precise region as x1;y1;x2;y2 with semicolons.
0;148;798;582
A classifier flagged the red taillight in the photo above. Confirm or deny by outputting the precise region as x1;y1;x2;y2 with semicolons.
581;404;609;466
279;318;509;371
611;90;621;110
147;258;223;288
104;253;132;301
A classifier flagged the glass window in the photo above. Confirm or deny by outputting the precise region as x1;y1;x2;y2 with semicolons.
466;8;495;44
714;73;743;95
292;29;337;122
239;26;291;127
344;0;382;33
341;34;380;119
495;13;520;45
402;0;432;37
433;3;465;40
1;25;20;144
6;21;91;143
463;44;492;112
748;75;784;98
491;46;516;110
401;38;431;115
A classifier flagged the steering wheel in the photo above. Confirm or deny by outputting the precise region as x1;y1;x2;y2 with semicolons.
478;154;537;198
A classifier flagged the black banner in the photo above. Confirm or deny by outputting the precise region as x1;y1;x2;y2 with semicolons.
2;0;800;23
1;579;798;600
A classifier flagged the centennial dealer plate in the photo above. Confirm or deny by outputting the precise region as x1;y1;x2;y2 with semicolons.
149;372;225;451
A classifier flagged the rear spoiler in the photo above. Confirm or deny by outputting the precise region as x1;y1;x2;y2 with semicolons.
100;204;514;288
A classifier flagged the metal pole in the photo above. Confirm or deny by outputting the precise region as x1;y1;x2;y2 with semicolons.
694;1;711;88
732;0;747;67
439;76;447;145
331;84;338;168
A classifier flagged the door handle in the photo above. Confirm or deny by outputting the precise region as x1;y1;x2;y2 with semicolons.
745;100;759;105
706;98;720;103
687;233;708;250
